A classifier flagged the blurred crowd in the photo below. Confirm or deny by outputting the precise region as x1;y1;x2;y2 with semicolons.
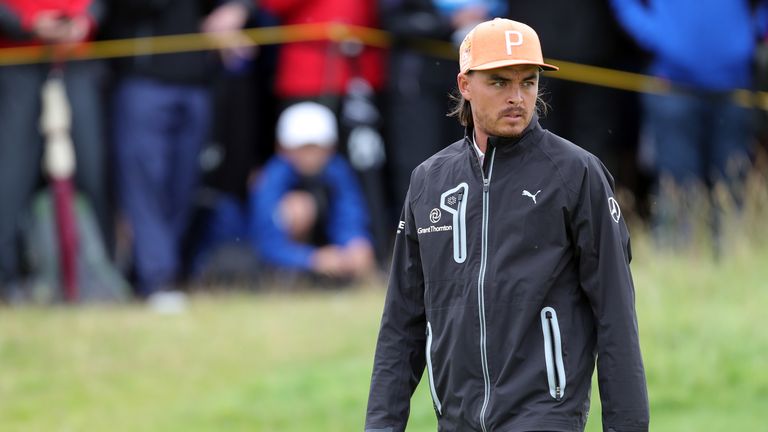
0;0;766;303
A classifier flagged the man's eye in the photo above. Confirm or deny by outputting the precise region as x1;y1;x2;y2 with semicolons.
492;81;505;87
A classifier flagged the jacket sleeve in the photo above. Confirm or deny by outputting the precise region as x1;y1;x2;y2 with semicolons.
0;4;26;39
365;187;426;432
87;0;107;25
378;0;454;40
571;155;649;432
757;0;768;38
609;0;660;53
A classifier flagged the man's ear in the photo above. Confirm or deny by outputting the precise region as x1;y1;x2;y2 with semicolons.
457;73;471;100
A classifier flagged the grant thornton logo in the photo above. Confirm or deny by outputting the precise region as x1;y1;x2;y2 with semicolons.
429;208;442;224
417;225;452;235
419;208;452;235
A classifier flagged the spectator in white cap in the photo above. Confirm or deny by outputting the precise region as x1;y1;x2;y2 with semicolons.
249;102;375;282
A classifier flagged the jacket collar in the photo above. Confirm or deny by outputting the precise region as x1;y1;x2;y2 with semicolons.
464;113;543;156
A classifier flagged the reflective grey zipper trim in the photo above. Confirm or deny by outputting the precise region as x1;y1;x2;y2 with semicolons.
540;307;567;400
477;150;495;432
425;322;442;415
440;183;469;263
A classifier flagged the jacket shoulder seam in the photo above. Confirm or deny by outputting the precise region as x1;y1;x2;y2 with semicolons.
410;141;466;204
530;131;583;199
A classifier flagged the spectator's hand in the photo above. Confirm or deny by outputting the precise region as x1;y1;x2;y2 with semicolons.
449;5;489;46
202;2;256;69
32;11;68;42
342;239;376;279
32;11;90;48
58;15;91;43
311;246;349;278
202;2;250;32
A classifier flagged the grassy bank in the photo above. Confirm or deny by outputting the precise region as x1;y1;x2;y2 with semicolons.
1;237;767;431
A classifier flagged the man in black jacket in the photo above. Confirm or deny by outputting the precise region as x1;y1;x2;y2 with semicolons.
366;18;649;432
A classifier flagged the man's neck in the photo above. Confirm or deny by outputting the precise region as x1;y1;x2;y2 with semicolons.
474;129;490;153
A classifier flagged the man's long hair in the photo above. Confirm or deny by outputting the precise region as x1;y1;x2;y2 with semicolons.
448;72;550;128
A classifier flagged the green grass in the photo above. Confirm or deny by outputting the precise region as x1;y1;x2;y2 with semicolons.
2;238;768;431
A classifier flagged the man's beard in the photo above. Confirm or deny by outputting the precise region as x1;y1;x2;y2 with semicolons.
485;110;530;139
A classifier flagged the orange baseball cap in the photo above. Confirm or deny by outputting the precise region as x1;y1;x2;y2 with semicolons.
459;18;558;74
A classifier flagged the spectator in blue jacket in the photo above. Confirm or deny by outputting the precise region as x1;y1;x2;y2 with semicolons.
610;0;758;247
756;0;768;145
250;102;376;280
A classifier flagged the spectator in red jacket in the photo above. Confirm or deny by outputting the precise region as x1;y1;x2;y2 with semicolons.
259;0;385;103
0;0;98;48
0;0;108;300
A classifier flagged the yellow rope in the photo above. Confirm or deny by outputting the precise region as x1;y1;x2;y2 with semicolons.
0;23;764;110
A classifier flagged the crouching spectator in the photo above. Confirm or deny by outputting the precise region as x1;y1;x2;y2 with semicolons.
250;102;375;283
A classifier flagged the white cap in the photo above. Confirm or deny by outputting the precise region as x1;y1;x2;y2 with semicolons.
277;102;338;149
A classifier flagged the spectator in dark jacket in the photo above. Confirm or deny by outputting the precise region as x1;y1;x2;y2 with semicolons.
0;0;109;299
102;0;252;297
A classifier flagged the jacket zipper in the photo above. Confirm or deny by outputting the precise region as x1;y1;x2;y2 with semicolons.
425;322;442;415
477;149;495;432
540;307;566;400
457;190;465;260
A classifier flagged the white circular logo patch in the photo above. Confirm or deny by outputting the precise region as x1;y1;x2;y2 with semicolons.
608;197;621;223
429;208;442;224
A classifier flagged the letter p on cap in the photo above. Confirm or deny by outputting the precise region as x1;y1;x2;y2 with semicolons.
505;30;523;55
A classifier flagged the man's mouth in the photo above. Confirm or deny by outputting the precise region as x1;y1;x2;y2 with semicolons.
500;108;525;119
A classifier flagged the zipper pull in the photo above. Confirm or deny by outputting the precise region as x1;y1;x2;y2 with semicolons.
483;179;489;193
556;386;562;400
545;311;552;319
457;190;464;204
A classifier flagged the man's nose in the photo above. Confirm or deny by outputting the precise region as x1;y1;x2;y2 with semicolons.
506;86;523;104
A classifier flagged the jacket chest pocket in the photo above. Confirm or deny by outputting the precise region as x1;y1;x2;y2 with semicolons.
523;203;566;250
418;182;470;278
439;182;468;264
540;306;567;400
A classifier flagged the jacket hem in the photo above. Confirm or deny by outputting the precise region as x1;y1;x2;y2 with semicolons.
498;419;583;432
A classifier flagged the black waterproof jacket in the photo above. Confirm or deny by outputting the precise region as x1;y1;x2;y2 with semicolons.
366;118;649;432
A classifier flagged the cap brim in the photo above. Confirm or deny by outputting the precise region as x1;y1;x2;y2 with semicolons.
467;59;559;72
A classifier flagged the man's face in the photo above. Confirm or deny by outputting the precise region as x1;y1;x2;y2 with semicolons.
458;65;540;139
281;144;334;176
